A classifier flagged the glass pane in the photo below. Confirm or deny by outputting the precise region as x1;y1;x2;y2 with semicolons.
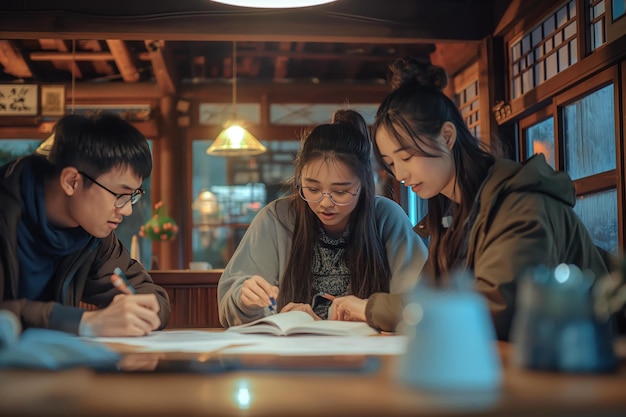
613;0;626;20
0;139;42;165
115;140;153;268
191;139;299;267
563;84;616;180
573;189;618;254
270;103;379;125
524;117;555;168
199;103;260;125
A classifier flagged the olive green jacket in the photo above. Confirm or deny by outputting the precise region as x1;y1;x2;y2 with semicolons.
366;155;611;340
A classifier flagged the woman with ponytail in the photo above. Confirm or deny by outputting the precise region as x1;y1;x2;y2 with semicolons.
218;109;427;327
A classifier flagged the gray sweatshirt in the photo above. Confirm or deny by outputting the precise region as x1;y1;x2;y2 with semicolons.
217;196;428;327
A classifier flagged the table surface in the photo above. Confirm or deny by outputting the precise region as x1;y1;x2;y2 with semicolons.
1;337;625;417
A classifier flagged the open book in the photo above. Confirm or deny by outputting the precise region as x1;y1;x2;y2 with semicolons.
226;311;379;336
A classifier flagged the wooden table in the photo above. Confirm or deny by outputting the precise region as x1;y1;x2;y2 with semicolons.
0;340;624;417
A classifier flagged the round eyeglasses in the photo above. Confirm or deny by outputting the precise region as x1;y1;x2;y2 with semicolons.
78;170;145;208
298;186;360;206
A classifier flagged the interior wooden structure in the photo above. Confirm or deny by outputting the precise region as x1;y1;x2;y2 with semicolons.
1;1;625;328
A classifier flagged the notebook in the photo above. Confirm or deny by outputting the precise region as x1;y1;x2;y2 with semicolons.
226;311;379;336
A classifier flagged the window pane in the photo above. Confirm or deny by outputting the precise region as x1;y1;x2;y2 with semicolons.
199;103;260;125
115;140;153;268
524;117;555;168
0;139;42;165
573;189;618;254
613;0;626;20
270;103;379;125
191;139;299;268
563;84;615;180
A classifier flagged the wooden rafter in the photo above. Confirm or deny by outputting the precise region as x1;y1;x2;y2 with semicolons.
144;40;176;95
106;39;140;82
0;40;32;78
81;40;115;76
273;42;292;80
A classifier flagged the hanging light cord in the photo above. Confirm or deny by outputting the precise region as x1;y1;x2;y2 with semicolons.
71;39;76;113
232;41;237;119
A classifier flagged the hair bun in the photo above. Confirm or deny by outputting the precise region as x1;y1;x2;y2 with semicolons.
331;109;369;140
389;57;448;91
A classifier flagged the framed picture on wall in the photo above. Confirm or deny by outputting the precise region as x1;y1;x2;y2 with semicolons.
40;85;66;116
0;84;38;115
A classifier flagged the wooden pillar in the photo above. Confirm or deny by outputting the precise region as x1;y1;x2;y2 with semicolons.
155;95;184;269
478;36;514;158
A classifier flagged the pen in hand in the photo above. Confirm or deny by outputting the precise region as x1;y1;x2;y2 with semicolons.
266;297;277;315
111;267;137;295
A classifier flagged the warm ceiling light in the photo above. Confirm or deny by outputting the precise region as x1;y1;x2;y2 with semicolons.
212;0;338;8
206;42;267;157
207;121;266;156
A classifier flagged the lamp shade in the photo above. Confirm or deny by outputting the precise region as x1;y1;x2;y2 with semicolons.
212;0;337;8
35;133;55;157
206;122;267;156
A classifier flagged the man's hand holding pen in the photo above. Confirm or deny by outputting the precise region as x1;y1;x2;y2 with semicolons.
79;268;161;337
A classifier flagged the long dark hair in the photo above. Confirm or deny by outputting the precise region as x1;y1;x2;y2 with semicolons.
372;57;495;284
277;109;391;308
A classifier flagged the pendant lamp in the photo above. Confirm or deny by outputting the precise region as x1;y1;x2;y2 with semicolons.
212;0;338;8
206;42;266;157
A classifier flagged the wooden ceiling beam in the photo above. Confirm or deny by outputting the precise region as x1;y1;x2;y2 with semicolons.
55;39;82;79
0;40;32;78
273;42;292;80
79;40;115;76
144;40;176;95
106;40;140;82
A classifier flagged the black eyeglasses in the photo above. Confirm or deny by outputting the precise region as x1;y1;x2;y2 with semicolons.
78;170;145;208
298;185;360;206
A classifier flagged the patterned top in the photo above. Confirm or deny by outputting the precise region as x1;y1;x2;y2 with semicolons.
218;196;428;327
311;226;351;319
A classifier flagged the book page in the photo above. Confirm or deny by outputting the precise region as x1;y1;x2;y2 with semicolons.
289;320;378;336
226;311;378;336
226;311;315;335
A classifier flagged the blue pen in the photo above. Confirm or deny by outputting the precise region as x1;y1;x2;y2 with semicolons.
266;297;277;315
111;267;137;295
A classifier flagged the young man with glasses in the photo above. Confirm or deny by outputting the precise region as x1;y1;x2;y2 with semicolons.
218;110;427;327
0;113;170;336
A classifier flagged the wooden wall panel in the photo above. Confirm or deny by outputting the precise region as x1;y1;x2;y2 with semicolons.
162;286;220;329
150;269;222;329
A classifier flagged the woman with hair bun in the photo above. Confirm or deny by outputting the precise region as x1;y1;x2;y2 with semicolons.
330;58;611;340
218;109;427;327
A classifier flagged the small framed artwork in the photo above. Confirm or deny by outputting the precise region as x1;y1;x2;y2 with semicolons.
40;85;66;116
0;84;38;115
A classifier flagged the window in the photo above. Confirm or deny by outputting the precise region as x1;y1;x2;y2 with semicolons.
523;116;556;168
509;0;578;99
270;103;379;125
519;70;619;253
115;140;153;267
574;189;618;253
562;84;615;180
191;139;299;268
456;79;480;138
589;0;607;51
0;139;42;165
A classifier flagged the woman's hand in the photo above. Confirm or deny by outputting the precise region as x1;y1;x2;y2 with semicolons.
281;302;321;320
240;275;279;309
330;295;367;322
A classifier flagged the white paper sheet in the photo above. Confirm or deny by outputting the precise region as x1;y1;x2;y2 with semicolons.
84;330;408;355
